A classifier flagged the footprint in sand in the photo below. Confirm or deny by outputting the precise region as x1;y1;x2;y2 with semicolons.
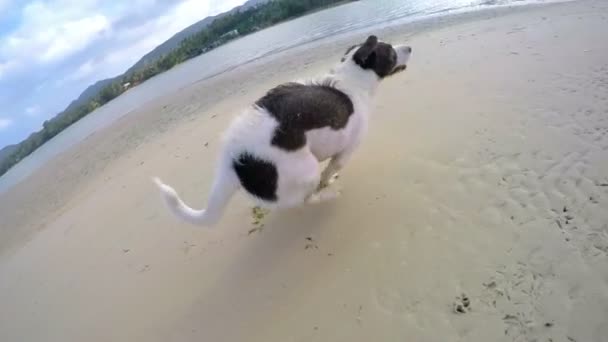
452;293;471;314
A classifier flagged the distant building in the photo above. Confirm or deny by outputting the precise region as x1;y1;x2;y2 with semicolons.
198;30;240;56
220;29;239;39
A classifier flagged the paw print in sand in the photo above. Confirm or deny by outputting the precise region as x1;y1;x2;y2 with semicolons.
453;293;471;314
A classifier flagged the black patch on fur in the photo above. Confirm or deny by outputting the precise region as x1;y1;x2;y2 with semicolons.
353;35;398;78
255;82;354;151
233;153;278;201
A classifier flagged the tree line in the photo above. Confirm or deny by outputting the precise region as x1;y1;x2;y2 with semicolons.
0;0;354;177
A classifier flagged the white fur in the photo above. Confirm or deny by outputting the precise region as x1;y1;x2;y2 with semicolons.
153;42;412;226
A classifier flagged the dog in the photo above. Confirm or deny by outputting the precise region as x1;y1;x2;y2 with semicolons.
153;35;412;226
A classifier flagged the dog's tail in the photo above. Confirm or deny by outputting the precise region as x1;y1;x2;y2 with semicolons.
152;167;239;226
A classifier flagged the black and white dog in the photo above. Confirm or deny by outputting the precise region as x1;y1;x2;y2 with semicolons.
154;36;412;226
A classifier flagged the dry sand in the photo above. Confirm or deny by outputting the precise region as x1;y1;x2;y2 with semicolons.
2;1;608;341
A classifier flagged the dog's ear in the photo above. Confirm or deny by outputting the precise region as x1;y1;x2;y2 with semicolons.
353;35;378;65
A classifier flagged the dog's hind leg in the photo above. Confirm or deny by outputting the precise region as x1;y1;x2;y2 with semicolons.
307;186;341;204
275;150;322;208
318;149;355;190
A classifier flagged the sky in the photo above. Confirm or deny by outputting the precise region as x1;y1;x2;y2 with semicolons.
0;0;248;148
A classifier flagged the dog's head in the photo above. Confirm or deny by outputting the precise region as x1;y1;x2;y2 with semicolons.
341;35;411;79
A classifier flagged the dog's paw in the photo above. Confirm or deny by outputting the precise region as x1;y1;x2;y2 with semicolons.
318;173;340;191
308;187;341;204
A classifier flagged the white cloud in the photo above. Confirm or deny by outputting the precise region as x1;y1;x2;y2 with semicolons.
0;118;13;130
25;106;41;117
62;0;249;80
0;0;250;146
1;0;249;81
1;0;247;71
40;15;110;62
0;0;9;12
0;60;17;79
0;0;111;74
64;60;96;83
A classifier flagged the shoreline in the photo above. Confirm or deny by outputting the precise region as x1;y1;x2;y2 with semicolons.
2;1;608;341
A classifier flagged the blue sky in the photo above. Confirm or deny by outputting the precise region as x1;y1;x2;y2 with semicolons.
0;0;247;148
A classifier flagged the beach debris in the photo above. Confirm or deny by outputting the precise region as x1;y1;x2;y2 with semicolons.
122;249;130;253
483;281;497;289
182;241;196;254
252;206;267;222
545;322;554;327
248;226;263;235
248;206;268;235
305;236;319;250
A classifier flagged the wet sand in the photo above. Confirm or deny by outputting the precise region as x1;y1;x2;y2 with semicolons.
1;1;608;341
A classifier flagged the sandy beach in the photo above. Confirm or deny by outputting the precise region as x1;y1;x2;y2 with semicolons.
2;1;608;341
